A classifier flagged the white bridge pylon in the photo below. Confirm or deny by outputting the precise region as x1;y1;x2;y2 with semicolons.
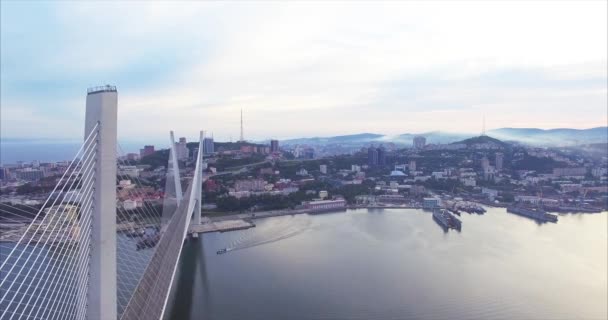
188;131;204;226
121;130;205;320
0;85;207;320
168;130;204;227
168;131;183;203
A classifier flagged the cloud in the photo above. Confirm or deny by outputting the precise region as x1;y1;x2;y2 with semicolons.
1;1;606;142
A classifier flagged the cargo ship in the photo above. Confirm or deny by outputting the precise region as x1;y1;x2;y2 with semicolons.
432;209;462;231
507;206;558;223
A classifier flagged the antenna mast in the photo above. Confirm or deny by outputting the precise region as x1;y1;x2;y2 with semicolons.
240;108;244;142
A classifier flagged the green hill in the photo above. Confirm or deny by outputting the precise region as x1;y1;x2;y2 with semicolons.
452;135;509;148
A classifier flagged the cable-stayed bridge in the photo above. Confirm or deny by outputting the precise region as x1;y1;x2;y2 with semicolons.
0;85;206;320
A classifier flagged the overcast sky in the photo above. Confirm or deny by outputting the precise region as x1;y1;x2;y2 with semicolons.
1;1;606;143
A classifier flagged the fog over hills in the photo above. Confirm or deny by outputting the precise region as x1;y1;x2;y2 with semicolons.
487;127;608;146
280;133;384;145
281;127;608;147
2;127;606;164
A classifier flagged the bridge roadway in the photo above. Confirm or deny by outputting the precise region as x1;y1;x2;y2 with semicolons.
121;184;194;320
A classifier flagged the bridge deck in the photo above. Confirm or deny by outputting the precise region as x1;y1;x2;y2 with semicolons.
120;185;193;320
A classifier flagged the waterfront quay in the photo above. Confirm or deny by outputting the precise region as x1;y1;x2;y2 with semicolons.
188;219;255;234
199;205;416;234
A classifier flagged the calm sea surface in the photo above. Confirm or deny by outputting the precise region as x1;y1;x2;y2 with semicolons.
0;142;145;164
167;208;607;320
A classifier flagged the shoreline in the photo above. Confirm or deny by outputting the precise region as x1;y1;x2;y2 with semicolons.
2;206;606;241
205;203;608;224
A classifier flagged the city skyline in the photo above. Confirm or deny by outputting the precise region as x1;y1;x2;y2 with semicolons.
1;1;607;143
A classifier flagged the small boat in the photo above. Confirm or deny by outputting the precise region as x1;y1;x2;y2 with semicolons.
136;233;160;250
124;229;144;238
449;208;461;216
217;248;230;255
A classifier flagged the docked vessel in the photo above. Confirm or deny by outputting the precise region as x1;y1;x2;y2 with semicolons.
555;206;602;213
507;206;558;223
448;201;486;214
462;204;486;214
447;208;461;216
432;209;462;231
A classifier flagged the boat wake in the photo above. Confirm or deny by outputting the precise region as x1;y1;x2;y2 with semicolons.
218;215;311;254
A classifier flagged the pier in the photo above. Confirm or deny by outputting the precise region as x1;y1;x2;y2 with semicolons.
188;219;255;235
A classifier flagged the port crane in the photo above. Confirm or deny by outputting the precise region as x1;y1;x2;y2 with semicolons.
578;189;589;208
537;188;544;209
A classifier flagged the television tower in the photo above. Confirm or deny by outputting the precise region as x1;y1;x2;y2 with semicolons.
239;108;245;142
481;115;486;136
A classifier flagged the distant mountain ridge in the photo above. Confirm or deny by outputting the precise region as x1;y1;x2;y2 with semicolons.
281;127;607;147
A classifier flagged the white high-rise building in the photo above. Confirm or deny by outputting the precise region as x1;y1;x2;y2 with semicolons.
495;152;504;171
320;164;327;174
481;156;490;171
175;137;189;160
203;137;214;154
409;160;416;172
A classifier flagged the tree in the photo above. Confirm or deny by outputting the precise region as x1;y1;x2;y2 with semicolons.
140;149;170;169
15;183;50;195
